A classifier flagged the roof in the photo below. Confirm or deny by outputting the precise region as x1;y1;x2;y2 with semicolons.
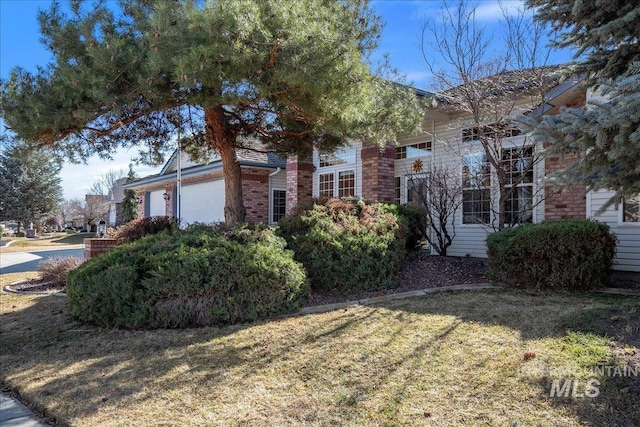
433;65;568;112
108;177;127;204
125;137;285;189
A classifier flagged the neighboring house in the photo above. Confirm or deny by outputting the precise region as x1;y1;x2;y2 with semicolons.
107;177;127;226
127;72;639;272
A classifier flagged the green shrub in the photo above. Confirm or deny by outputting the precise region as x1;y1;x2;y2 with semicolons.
67;224;308;329
38;256;84;289
113;216;177;244
397;204;427;249
486;219;617;290
277;198;407;294
15;231;25;237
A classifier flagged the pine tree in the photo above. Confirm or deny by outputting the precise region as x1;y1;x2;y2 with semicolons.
0;140;63;231
0;0;424;224
121;166;138;223
525;0;640;208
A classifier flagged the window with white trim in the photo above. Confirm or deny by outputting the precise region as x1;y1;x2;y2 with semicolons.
462;152;491;224
319;173;334;198
407;174;428;205
623;195;640;222
394;177;401;204
338;170;355;198
271;189;286;223
502;147;534;224
462;123;521;143
319;149;356;167
396;141;432;159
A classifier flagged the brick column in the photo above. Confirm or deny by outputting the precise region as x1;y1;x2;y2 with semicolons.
136;190;146;218
286;156;314;216
242;167;270;223
164;185;175;218
360;143;396;203
544;153;587;220
84;238;119;260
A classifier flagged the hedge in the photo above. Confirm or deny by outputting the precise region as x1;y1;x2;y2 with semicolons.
486;219;617;290
67;224;308;329
277;198;407;294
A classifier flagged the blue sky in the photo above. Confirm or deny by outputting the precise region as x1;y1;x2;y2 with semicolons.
0;0;573;200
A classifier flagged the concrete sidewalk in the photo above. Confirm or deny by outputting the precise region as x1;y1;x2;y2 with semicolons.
0;392;50;426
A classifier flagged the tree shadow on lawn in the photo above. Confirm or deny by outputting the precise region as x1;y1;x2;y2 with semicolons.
1;290;639;426
0;294;386;425
376;289;640;426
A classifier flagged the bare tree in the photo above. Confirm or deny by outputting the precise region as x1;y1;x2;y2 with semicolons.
89;169;127;195
420;0;556;230
70;196;109;231
406;164;463;256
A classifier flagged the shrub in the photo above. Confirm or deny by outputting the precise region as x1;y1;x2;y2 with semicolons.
277;198;407;294
15;231;26;237
396;204;427;249
67;224;308;329
38;256;84;289
486;219;617;290
113;216;177;244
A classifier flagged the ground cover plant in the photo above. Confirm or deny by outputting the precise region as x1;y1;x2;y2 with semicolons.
278;198;407;294
487;219;617;290
0;290;638;426
67;224;308;328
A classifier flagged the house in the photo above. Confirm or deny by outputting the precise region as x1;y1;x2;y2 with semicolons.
107;177;127;226
124;139;287;225
126;71;639;272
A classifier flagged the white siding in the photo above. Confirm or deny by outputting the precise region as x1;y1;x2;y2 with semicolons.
148;190;166;217
588;190;640;272
180;180;225;225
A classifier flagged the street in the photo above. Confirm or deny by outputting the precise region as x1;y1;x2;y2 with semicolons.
0;248;84;274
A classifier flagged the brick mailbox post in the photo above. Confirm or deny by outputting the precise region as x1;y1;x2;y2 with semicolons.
84;238;119;260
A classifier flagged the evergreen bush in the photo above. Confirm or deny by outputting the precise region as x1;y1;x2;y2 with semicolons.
396;204;427;249
486;219;617;290
67;224;308;329
277;198;407;294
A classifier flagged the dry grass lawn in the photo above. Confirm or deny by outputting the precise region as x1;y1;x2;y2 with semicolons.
0;290;638;426
0;233;89;253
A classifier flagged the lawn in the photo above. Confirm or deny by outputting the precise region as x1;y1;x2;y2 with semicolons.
0;232;92;253
0;290;638;426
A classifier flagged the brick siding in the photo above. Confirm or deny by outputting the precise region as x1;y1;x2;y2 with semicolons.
361;144;395;203
242;167;270;223
286;156;314;216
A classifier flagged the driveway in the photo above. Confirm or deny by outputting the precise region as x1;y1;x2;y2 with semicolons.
0;248;84;274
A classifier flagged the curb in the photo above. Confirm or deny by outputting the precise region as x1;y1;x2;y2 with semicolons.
299;283;502;315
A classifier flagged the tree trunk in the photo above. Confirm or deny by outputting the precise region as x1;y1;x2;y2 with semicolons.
204;107;246;224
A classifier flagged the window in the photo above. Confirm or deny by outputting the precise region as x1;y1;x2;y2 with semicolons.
462;153;491;224
338;170;355;198
462;123;521;143
623;196;640;222
394;176;401;204
502;147;534;224
395;141;432;159
318;170;356;198
272;189;286;223
319;149;356;168
319;173;334;198
407;174;428;205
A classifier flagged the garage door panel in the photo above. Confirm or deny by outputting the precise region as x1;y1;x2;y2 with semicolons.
149;190;166;217
180;180;225;224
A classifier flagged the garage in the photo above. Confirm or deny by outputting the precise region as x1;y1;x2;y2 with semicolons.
180;179;226;225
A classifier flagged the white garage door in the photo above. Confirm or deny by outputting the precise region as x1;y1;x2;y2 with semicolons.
148;190;166;217
180;180;225;225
